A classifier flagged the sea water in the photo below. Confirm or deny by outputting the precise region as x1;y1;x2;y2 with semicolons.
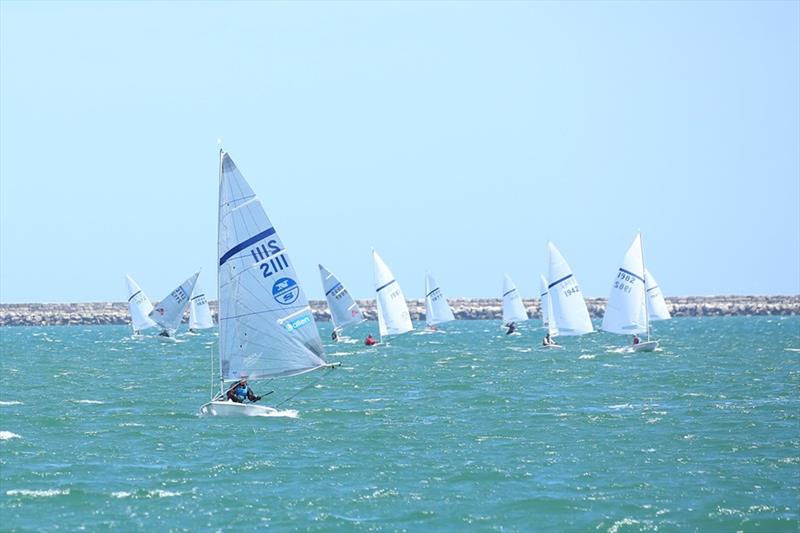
1;316;798;531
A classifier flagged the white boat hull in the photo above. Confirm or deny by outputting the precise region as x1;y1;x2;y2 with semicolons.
633;340;659;352
198;400;279;417
542;343;563;349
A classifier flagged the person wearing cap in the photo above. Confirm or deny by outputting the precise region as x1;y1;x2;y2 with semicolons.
226;379;261;403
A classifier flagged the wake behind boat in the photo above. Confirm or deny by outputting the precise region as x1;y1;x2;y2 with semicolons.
199;150;339;417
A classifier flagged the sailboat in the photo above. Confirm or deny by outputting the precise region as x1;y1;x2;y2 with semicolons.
148;272;199;341
319;264;365;342
125;274;157;336
424;271;455;330
546;242;594;339
539;274;562;348
187;281;214;333
372;250;413;342
501;274;528;334
601;233;659;352
199;151;338;417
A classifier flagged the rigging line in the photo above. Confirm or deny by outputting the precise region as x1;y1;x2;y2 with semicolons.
274;368;335;408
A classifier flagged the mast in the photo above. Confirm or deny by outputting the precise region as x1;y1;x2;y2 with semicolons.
638;231;650;342
214;148;224;397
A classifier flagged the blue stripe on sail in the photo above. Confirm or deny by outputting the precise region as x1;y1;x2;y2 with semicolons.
325;283;343;297
127;290;142;302
540;292;548;297
219;227;276;266
426;287;440;297
647;285;659;293
376;279;396;293
619;268;645;283
502;288;517;297
548;274;573;289
190;293;205;301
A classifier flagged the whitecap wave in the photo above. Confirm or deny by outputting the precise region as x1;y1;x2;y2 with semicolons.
7;489;69;497
254;409;298;418
0;431;21;440
72;400;104;404
578;354;596;360
0;400;23;406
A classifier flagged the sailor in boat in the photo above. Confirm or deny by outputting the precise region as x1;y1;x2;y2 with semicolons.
633;334;640;346
364;334;378;346
158;329;173;338
226;379;262;404
543;332;554;346
331;330;339;342
505;322;517;335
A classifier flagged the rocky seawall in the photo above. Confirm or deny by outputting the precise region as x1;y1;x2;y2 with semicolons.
1;295;798;327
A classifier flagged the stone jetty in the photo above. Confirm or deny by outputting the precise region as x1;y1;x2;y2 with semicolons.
0;295;798;327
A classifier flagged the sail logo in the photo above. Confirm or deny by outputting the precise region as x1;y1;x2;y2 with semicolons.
155;308;165;316
272;277;299;305
283;314;312;332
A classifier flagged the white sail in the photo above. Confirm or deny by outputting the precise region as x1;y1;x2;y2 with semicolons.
645;268;671;321
217;152;327;381
148;272;199;333
424;272;455;327
188;281;214;330
125;275;157;333
539;274;558;337
319;264;364;332
373;250;413;338
601;234;648;335
547;242;593;336
501;274;529;324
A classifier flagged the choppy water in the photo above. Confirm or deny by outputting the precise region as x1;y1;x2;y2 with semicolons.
1;317;798;531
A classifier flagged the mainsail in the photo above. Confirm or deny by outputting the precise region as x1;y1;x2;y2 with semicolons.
424;272;455;327
601;233;648;335
547;242;593;336
188;281;214;330
645;268;671;321
125;275;157;333
319;264;364;332
501;274;529;324
148;272;199;333
539;274;558;337
217;151;326;381
372;250;413;338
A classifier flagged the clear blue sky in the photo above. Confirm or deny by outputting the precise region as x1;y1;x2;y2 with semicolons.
1;1;798;303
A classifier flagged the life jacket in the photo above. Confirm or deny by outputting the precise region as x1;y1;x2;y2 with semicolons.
365;336;376;346
234;385;248;400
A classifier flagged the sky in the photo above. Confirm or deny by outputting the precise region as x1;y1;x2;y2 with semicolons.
1;1;798;303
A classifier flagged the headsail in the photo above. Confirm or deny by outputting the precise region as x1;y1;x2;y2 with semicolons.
319;264;364;332
125;275;157;333
372;250;413;338
188;281;214;330
601;233;648;335
539;274;558;337
547;242;593;336
501;274;529;324
424;272;455;327
645;268;671;321
217;152;326;381
148;272;199;333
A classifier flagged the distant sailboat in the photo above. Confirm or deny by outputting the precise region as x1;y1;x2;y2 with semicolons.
539;274;562;348
125;275;157;336
424;272;455;329
199;151;338;417
547;242;594;338
319;264;365;341
373;250;413;342
601;232;659;352
188;281;214;333
501;274;528;334
148;272;199;340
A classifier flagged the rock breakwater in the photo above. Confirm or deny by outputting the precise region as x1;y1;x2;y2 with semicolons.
1;295;797;327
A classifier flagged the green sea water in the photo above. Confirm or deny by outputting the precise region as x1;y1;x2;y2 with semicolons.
1;316;798;532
